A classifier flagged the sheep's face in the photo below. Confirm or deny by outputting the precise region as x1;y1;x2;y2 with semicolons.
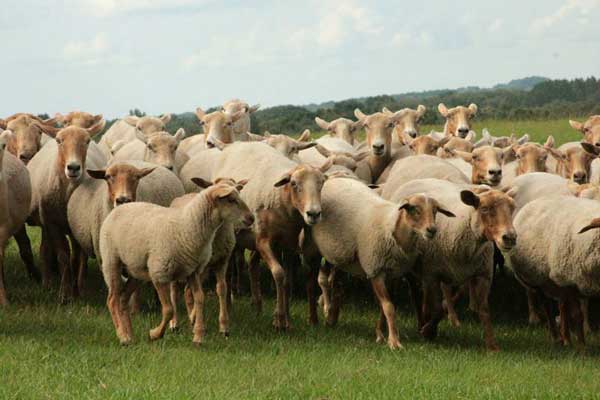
392;106;425;139
56;111;103;129
570;183;600;201
397;194;455;241
196;109;243;147
444;137;474;154
274;165;326;226
470;146;504;186
491;136;513;149
56;128;92;181
209;183;254;228
571;116;600;146
221;100;259;136
124;115;169;140
5;116;44;164
513;143;548;176
88;163;155;207
316;118;359;145
265;134;317;160
406;136;445;156
140;130;184;173
438;103;477;138
549;145;597;184
461;189;517;252
354;111;398;158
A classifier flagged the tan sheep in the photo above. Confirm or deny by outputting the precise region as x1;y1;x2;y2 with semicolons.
27;119;106;300
501;137;554;186
569;115;600;145
263;130;317;160
0;133;36;304
437;103;478;138
222;99;260;141
99;182;254;345
386;178;517;351
99;114;171;156
546;142;597;184
382;105;427;141
304;176;454;349
4;115;57;164
315;117;361;145
55;111;103;129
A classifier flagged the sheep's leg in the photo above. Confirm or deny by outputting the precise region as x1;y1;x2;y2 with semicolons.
248;250;263;314
118;278;138;343
301;230;321;326
40;228;55;288
48;229;73;304
69;238;85;298
129;288;142;315
421;280;444;340
148;281;173;341
256;236;289;331
371;274;402;350
581;298;591;336
527;289;542;325
470;277;499;352
306;264;319;326
13;227;40;283
441;283;461;328
405;274;424;330
539;292;560;344
215;262;230;336
184;284;195;324
187;272;206;345
558;299;571;346
317;266;332;320
375;308;386;344
169;282;180;331
0;245;8;306
567;294;585;348
105;260;130;344
327;267;344;326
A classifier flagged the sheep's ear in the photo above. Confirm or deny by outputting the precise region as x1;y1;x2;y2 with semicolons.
123;116;139;126
454;150;473;163
398;200;414;212
235;178;249;191
319;158;334;172
315;117;330;130
315;144;331;158
581;142;600;157
473;137;490;149
354;108;367;121
213;185;236;199
544;135;555;149
569;119;584;132
416;104;426;117
137;167;155;179
135;129;148;143
460;190;480;209
273;172;292;187
248;104;260;113
579;217;600;234
547;147;566;162
503;145;516;161
33;122;60;138
482;128;491;140
195;108;206;121
352;150;370;162
86;118;106;137
296;141;317;151
368;184;379;189
517;134;530;145
501;185;518;198
54;113;67;126
435;202;456;218
298;129;311;142
160;113;171;125
191;177;213;188
438;103;449;117
210;137;228;151
464;131;476;142
87;169;106;180
381;107;393;115
173;128;186;143
93;114;103;124
468;103;478;115
352;120;364;130
110;140;126;155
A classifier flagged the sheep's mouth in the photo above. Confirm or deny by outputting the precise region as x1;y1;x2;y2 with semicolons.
483;177;502;186
18;154;32;164
242;215;254;227
573;176;587;185
496;241;516;252
372;149;385;157
66;171;82;180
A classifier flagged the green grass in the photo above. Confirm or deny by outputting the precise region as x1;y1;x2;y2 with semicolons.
2;227;600;399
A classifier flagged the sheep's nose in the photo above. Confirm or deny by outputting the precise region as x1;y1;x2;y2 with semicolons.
19;154;31;163
489;168;502;177
406;130;417;138
67;163;81;172
574;172;587;183
115;196;132;205
372;143;385;153
426;226;437;237
502;232;517;246
457;128;469;137
307;210;322;219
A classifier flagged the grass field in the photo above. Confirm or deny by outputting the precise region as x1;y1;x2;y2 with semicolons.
2;119;600;399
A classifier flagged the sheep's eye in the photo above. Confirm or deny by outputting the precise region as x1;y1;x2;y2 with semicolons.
228;197;236;203
387;122;394;128
147;144;154;152
56;138;63;145
409;207;420;215
349;126;356;132
227;122;233;126
363;124;369;129
480;207;490;214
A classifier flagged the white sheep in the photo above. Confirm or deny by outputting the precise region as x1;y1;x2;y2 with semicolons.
99;114;171;156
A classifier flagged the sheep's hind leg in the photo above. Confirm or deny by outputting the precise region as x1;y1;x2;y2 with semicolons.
0;244;8;306
420;280;444;341
256;236;289;331
169;282;180;331
539;291;560;344
248;250;263;314
371;274;402;350
14;227;41;283
188;272;206;345
470;276;499;352
149;281;173;341
215;261;231;336
441;283;461;327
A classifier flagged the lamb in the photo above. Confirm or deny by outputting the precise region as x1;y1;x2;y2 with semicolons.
303;175;454;349
27;119;106;300
402;134;451;156
314;117;361;145
211;141;329;329
506;196;600;347
381;105;427;141
386;178;517;351
99;182;254;345
168;177;248;336
110;129;189;175
0;132;36;304
98;114;171;156
437;103;478;138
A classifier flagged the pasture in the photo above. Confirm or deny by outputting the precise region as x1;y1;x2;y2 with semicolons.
1;116;600;399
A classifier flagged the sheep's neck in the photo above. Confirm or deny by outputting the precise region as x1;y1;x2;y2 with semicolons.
367;153;391;183
393;212;417;252
182;192;222;241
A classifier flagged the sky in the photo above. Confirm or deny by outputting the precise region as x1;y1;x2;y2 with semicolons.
1;0;599;118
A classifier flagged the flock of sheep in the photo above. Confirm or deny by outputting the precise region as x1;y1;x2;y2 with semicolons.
1;99;600;351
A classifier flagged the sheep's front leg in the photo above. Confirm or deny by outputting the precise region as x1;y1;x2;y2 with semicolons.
317;266;331;320
48;228;73;304
256;236;289;331
405;274;424;330
248;251;263;314
169;282;180;331
187;272;206;345
567;293;585;349
13;227;40;283
470;276;499;352
40;227;57;288
215;260;230;336
375;308;386;344
421;280;444;340
371;274;402;350
0;244;8;306
104;260;130;344
326;266;343;326
539;292;560;344
527;289;542;325
558;298;571;346
117;278;139;344
581;298;591;336
441;283;461;327
149;281;173;341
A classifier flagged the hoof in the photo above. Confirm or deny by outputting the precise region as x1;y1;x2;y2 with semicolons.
375;333;385;344
119;337;133;346
388;338;404;350
148;328;164;341
221;331;230;338
169;321;179;332
420;323;438;341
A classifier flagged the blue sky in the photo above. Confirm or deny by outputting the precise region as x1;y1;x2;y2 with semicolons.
2;0;599;118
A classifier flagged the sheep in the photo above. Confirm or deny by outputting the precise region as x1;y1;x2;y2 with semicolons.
211;141;328;329
386;178;517;351
179;148;224;193
302;175;454;349
263;130;317;160
437;103;478;138
449;145;507;187
298;136;366;171
353;108;406;183
381;105;427;141
27;119;106;300
168;177;248;336
402;134;451;156
99;182;254;345
506;195;600;347
179;108;246;152
569;115;600;145
500;137;554;186
0;132;37;304
4;114;57;164
221;99;261;141
55;111;103;130
110;129;189;175
546;142;597;184
314;117;361;145
481;128;530;149
98;114;171;156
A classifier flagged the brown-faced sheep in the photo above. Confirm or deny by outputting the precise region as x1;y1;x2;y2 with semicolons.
382;105;427;141
437;103;478;138
315;117;361;145
99;114;171;156
546;142;597;184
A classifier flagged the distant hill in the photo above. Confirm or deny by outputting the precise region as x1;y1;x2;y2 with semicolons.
493;76;549;91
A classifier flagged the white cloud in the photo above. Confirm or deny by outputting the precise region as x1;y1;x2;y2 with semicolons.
530;0;600;34
317;1;382;47
85;0;208;17
63;32;110;65
488;18;504;33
